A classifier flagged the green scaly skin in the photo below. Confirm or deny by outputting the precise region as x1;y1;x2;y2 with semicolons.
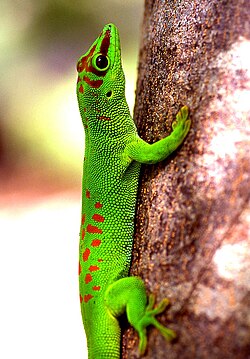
76;24;191;359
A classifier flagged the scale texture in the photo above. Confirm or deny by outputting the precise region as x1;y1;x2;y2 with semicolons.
76;23;190;359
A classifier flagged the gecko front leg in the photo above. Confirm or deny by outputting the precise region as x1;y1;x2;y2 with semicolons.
125;106;191;164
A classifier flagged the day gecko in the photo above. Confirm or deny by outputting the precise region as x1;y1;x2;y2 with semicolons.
76;23;190;359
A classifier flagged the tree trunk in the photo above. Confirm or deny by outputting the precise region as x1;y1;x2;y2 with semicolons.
122;0;250;358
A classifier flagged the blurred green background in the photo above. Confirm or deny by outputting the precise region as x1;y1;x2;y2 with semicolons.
0;1;143;358
0;0;143;197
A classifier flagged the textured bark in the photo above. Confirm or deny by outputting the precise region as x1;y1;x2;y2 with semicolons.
122;1;250;358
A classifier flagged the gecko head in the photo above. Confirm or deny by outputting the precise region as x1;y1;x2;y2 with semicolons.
76;23;125;105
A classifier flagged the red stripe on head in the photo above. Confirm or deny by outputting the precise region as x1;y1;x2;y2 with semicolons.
79;84;84;94
77;46;96;73
83;76;103;89
77;38;110;77
100;29;111;56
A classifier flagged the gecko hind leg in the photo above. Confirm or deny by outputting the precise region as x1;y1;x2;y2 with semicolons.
135;293;176;354
104;276;176;355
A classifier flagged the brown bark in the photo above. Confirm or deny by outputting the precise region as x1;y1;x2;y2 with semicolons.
122;0;250;358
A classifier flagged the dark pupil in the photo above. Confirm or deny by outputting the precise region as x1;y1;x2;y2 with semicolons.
96;55;108;69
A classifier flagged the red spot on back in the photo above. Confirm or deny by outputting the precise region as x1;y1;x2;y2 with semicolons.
92;214;105;223
83;76;103;89
82;214;86;225
78;262;82;275
89;265;100;272
86;190;90;198
77;76;81;83
81;228;86;240
95;202;103;209
85;273;93;284
80;294;83;303
98;116;111;121
91;239;101;247
87;224;102;234
84;294;94;303
79;84;84;94
92;286;101;291
98;259;103;262
83;248;91;262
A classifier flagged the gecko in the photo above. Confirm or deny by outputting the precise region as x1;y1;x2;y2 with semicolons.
76;23;191;359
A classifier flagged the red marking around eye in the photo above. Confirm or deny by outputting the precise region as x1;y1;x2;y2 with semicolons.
80;294;83;303
87;224;102;234
92;214;105;223
79;84;84;94
89;265;100;272
78;262;82;275
95;202;103;209
85;273;93;284
83;248;91;262
83;76;103;89
77;45;108;77
81;228;85;240
77;46;96;73
77;60;85;73
82;214;86;225
84;294;94;303
91;239;101;247
86;190;90;198
92;286;101;291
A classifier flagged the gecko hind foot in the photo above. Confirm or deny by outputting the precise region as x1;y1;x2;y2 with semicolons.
137;294;176;355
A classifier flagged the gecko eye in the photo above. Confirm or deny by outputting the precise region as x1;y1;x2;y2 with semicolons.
93;54;110;71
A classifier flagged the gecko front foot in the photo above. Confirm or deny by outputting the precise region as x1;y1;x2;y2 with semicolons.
171;105;191;143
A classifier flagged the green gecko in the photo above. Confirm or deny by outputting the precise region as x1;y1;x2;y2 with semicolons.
76;23;191;359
